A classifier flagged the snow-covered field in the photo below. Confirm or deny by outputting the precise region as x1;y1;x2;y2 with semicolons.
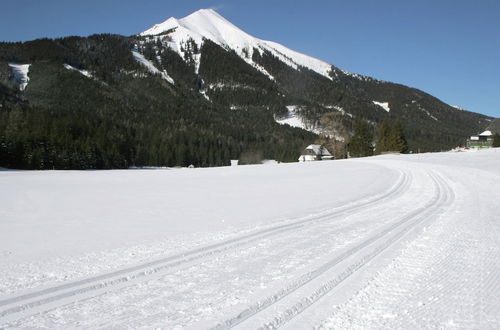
0;149;499;329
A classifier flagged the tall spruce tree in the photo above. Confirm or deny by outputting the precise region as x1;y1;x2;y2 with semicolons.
375;119;391;155
348;120;373;158
388;119;409;153
493;134;500;148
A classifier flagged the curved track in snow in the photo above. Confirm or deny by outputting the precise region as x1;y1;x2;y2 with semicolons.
213;170;454;329
1;151;499;329
0;169;410;324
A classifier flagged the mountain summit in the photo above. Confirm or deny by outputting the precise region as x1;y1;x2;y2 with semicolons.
141;9;334;79
0;9;492;169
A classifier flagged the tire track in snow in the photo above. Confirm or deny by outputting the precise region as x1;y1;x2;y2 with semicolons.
212;171;453;330
0;170;411;323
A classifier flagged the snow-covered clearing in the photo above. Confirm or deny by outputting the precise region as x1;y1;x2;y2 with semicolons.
372;100;390;112
8;63;30;91
275;105;322;134
1;149;499;329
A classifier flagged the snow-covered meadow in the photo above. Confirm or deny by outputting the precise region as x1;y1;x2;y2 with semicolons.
1;149;499;328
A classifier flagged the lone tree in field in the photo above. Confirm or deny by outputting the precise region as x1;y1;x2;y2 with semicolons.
349;120;374;158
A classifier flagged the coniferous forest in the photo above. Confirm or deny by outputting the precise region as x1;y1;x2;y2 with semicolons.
0;34;493;169
0;35;316;169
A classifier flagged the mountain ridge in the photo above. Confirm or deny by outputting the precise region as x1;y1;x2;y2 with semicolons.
0;9;493;169
140;9;337;80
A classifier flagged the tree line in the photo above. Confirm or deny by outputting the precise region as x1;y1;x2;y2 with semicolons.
348;119;408;158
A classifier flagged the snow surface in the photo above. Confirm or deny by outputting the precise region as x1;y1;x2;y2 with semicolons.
141;9;333;81
8;63;30;91
275;105;322;134
63;64;92;78
422;108;438;121
131;49;175;84
372;100;390;112
306;144;332;156
451;105;465;111
1;149;499;328
412;100;439;121
323;104;353;118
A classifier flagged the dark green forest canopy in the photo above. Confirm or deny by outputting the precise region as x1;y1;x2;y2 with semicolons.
0;34;492;169
0;35;316;169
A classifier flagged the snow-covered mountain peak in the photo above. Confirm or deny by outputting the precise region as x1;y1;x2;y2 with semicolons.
140;9;335;80
141;9;255;50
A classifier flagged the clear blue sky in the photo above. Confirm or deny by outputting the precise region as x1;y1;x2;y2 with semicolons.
1;0;499;117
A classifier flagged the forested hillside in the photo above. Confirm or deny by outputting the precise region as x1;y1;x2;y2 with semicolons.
0;10;493;169
0;35;316;169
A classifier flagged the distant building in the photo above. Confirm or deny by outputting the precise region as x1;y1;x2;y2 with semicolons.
298;144;334;162
467;130;494;148
467;119;500;149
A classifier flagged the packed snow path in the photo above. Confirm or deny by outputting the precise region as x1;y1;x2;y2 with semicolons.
0;150;499;329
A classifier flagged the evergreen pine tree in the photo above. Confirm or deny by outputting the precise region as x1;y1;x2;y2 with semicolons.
348;120;373;158
375;119;391;154
493;134;500;148
388;119;409;153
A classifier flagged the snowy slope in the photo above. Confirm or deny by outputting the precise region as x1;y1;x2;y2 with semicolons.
275;105;322;134
1;149;499;328
8;63;30;91
140;9;334;80
372;100;390;112
131;49;175;84
63;63;92;78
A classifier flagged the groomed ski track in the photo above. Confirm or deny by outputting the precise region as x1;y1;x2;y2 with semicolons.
0;168;410;323
0;151;499;329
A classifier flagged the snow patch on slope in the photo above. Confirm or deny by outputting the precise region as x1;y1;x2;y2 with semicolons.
200;90;210;101
275;105;321;134
341;70;374;82
372;101;390;112
412;100;438;121
132;49;175;85
141;9;332;81
423;109;438;121
63;64;92;78
8;63;30;91
260;40;332;79
323;104;353;118
242;57;275;81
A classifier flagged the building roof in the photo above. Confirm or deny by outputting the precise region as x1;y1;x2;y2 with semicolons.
304;144;332;156
479;130;493;137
